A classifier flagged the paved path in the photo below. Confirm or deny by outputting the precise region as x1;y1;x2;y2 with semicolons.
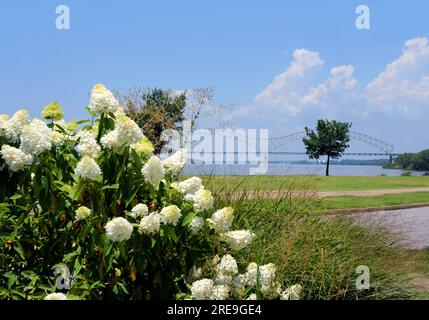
352;207;429;249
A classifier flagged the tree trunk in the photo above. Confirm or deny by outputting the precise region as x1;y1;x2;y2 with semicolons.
326;155;330;176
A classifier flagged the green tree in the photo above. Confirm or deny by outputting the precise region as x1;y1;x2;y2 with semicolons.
118;88;187;154
118;87;218;154
303;119;352;176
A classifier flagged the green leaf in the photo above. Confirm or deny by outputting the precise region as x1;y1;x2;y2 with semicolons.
182;212;197;226
14;245;25;260
102;184;119;191
118;282;129;294
9;194;22;201
165;226;178;242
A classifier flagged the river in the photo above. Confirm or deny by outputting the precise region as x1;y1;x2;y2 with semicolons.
183;164;426;176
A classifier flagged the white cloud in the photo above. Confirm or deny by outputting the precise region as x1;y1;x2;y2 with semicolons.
254;49;324;116
366;37;429;117
252;37;429;121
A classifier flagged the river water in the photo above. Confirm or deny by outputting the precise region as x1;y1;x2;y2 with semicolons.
183;164;426;176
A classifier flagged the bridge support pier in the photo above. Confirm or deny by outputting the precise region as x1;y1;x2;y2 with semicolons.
389;155;394;167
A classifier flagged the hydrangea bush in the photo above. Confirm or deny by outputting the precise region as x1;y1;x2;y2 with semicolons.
0;84;301;300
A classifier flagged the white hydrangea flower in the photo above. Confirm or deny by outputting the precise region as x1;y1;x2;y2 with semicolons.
280;284;303;300
105;217;133;242
217;254;239;276
139;213;161;235
0;145;33;172
207;207;234;233
115;116;143;145
191;279;214;300
189;265;203;281
100;129;121;149
77;131;101;158
159;205;182;226
20;119;52;155
88;84;120;115
245;262;258;286
131;203;149;218
189;216;204;235
44;293;68;300
162;148;187;174
259;263;277;293
74;156;102;181
51;130;66;146
210;284;229;300
186;188;213;212
222;230;254;251
75;206;91;221
130;136;154;156
246;293;257;300
100;116;143;151
214;273;233;286
176;177;202;195
114;106;126;118
141;156;165;188
0;114;9;136
4;109;29;142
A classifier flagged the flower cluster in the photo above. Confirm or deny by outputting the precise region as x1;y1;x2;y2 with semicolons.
105;217;134;242
0;145;33;172
74;156;102;181
77;131;100;158
190;256;302;300
162;148;187;174
20;119;52;155
139;213;161;235
141;155;165;188
42;101;64;121
131;203;149;218
2;109;29;143
159;205;182;226
101;115;143;150
130;136;154;156
207;207;234;233
88;84;120;115
75;206;91;221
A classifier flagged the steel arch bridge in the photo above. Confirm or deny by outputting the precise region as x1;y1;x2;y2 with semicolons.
204;129;398;160
268;131;396;156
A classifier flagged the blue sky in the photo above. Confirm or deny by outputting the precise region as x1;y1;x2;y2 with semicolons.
0;0;428;153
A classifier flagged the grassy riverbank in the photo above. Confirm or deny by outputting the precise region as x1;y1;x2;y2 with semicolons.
189;175;429;212
315;192;429;211
195;175;429;193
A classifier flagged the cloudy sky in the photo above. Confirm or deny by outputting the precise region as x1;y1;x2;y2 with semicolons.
0;1;428;152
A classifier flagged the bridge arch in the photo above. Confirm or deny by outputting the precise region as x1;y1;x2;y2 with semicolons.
268;131;395;154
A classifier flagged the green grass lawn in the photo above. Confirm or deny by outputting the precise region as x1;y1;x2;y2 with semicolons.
193;175;429;193
315;191;429;211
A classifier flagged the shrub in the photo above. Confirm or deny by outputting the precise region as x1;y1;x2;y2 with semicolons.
401;171;413;177
0;84;299;300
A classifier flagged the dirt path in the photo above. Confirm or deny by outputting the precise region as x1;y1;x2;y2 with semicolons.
222;187;429;200
316;187;429;198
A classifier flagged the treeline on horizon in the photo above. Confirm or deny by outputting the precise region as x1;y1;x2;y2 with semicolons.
384;149;429;172
282;159;389;166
